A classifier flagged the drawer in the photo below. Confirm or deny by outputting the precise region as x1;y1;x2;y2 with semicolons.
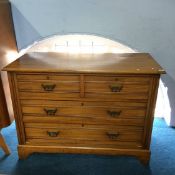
18;81;79;92
25;123;143;143
85;76;150;100
22;106;146;119
17;74;79;82
21;100;146;126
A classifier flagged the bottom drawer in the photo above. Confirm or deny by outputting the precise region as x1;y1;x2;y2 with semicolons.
24;123;143;149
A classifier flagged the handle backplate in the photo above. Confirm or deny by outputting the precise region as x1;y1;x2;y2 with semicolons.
106;132;120;140
44;108;57;116
41;84;56;91
47;131;60;137
109;84;123;92
107;110;121;117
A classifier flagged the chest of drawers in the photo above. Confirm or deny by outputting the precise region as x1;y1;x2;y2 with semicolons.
3;52;165;164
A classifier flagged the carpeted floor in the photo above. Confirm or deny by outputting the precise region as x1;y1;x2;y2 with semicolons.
0;118;175;175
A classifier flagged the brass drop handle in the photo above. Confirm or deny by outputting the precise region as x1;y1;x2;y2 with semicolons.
41;84;56;91
47;131;59;137
106;132;120;140
44;108;57;116
107;110;121;117
109;84;123;92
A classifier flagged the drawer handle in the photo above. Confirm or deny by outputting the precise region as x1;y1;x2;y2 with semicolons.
109;84;123;92
106;132;120;140
41;84;56;91
44;108;57;116
47;131;60;137
107;110;121;117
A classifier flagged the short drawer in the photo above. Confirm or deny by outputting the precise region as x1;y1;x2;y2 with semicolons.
84;76;150;100
18;81;79;92
25;123;143;143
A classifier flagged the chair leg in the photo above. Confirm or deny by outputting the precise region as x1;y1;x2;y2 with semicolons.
0;132;10;155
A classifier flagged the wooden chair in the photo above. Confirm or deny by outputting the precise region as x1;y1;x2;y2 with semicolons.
0;132;10;155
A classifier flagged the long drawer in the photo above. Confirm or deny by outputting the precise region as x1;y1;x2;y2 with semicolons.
21;100;146;126
21;106;146;119
24;123;143;143
24;123;144;149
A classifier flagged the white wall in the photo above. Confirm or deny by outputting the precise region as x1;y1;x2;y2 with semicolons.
10;0;175;125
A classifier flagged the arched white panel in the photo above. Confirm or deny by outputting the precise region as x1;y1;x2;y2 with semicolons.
23;34;136;54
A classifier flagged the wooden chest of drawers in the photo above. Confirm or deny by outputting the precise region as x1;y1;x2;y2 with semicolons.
3;52;165;164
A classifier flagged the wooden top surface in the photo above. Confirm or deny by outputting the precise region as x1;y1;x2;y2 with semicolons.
3;52;165;74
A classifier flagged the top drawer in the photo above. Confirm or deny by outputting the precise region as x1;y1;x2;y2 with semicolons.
16;74;80;98
84;75;151;100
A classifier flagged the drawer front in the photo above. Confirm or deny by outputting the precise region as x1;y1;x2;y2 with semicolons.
17;74;80;99
25;124;143;143
18;82;79;92
85;76;150;100
21;100;146;126
22;106;146;119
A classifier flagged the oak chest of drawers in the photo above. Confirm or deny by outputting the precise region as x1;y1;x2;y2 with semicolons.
3;52;165;164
